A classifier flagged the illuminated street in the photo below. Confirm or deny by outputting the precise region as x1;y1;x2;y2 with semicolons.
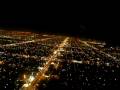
0;30;120;90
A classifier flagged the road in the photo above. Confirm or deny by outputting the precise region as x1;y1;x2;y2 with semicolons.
0;30;120;90
20;37;69;90
79;39;117;60
1;38;52;47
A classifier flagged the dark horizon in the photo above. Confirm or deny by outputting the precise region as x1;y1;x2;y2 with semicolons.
0;18;119;46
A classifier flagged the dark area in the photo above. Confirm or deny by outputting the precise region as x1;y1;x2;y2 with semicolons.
0;16;119;46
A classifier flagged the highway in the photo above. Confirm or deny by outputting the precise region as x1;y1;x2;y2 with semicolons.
79;39;118;60
1;38;52;47
20;37;69;90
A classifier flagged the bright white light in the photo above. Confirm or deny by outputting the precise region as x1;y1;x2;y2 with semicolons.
23;55;30;58
28;76;35;82
43;74;50;78
106;63;110;66
23;83;29;87
97;58;100;60
23;74;26;79
38;66;43;70
53;51;57;54
72;60;82;64
46;62;48;64
51;62;55;65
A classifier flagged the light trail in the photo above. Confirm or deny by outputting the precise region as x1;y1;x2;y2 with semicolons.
71;60;83;64
1;38;52;47
79;39;118;60
20;37;69;90
86;41;106;45
0;51;41;62
0;35;13;39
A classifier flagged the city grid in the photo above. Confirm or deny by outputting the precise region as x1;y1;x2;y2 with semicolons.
0;30;120;90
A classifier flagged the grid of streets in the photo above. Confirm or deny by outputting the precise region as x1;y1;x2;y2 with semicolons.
0;30;120;90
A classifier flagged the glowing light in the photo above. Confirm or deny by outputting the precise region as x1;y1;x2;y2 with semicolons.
53;51;57;54
59;48;64;51
0;61;4;65
20;37;70;89
51;62;55;65
28;76;35;82
43;74;50;78
43;34;48;36
23;55;30;58
106;63;110;66
72;60;83;64
23;84;29;87
38;66;43;70
23;74;26;79
57;52;61;56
